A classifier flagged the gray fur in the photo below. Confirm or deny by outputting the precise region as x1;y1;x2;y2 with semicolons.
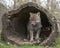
27;12;42;42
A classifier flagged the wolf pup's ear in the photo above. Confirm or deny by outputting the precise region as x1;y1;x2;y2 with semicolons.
30;12;32;16
37;12;40;15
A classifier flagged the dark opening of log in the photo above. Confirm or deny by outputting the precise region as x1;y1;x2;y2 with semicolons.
1;2;58;46
13;6;52;40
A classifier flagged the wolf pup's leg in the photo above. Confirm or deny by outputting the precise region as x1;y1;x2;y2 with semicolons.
35;29;41;43
29;30;34;42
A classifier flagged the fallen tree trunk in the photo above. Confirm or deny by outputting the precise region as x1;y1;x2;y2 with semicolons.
1;2;59;46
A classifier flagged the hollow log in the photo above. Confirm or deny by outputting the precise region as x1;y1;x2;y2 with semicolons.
1;2;59;46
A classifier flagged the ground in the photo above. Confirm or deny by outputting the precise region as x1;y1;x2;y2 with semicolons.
0;32;60;48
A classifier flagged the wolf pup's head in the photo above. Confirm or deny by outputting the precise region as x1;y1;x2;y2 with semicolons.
29;12;41;25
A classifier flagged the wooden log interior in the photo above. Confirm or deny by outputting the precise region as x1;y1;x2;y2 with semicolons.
1;2;58;46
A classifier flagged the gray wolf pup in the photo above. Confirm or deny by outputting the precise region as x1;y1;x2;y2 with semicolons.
27;12;42;43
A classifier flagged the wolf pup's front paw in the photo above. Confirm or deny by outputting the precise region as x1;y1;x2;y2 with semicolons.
30;39;34;42
36;39;40;43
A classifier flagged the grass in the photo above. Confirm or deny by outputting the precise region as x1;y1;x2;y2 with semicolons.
0;37;60;48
